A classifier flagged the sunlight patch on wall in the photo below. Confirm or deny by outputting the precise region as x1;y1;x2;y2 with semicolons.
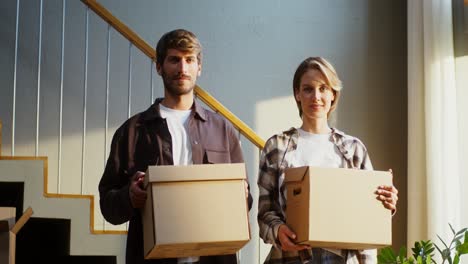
255;96;302;141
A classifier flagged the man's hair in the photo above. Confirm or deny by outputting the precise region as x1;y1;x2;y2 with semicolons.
155;29;202;65
292;57;342;118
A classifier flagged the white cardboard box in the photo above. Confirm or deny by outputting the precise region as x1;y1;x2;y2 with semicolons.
284;166;392;249
142;163;250;259
0;207;33;264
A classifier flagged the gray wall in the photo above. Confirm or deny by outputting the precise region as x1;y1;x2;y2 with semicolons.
0;0;408;262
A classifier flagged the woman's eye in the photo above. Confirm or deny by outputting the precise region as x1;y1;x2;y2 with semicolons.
320;86;329;92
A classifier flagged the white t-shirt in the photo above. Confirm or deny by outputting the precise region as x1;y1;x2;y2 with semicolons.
159;104;193;166
291;128;345;169
159;104;198;263
291;128;345;257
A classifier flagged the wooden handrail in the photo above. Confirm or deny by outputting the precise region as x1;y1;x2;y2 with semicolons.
81;0;155;60
81;0;265;149
194;86;264;148
11;207;33;234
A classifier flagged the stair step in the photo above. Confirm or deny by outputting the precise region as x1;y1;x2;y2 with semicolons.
0;181;24;219
16;217;71;259
17;255;117;264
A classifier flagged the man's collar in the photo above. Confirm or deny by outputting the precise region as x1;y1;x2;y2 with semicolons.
141;98;207;121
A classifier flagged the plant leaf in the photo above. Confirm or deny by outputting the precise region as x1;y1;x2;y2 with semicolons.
412;241;422;259
435;243;443;255
417;256;423;264
455;228;468;237
442;248;451;260
456;242;468;255
455;227;468;235
450;223;456;235
454;233;464;243
426;255;432;264
453;252;460;264
438;235;450;249
378;247;398;263
400;246;408;261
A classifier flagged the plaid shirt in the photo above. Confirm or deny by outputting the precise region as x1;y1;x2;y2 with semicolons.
257;127;377;264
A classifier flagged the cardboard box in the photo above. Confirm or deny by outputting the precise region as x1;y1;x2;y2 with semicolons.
0;207;33;264
284;166;392;249
142;163;250;259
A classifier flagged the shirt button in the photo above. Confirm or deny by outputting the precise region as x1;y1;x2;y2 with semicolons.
194;140;198;145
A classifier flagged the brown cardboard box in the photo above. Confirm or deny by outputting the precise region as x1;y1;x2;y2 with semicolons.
142;163;250;259
0;207;33;264
284;166;392;249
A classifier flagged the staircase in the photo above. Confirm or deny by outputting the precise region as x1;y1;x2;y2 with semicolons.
16;218;116;264
0;0;264;263
0;164;121;264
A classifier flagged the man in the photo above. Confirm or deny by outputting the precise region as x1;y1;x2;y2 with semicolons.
99;29;253;264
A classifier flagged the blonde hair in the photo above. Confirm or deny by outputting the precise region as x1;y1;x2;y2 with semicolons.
292;57;342;118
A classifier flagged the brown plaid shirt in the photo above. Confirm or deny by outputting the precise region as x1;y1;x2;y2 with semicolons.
257;127;377;264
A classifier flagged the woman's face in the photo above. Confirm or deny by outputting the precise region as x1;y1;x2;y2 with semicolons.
295;69;335;120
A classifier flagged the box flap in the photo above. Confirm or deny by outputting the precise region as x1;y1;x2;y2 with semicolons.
11;207;33;234
147;163;246;182
284;166;309;183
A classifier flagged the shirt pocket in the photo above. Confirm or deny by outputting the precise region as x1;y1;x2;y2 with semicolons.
204;149;230;164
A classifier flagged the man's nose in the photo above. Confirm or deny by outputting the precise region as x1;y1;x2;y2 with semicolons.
177;61;188;73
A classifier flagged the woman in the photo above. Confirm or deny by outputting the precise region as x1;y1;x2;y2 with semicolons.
257;57;398;264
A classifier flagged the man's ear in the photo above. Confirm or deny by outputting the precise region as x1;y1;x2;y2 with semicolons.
156;63;162;76
197;63;202;77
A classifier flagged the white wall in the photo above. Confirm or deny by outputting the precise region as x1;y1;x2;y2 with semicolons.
0;0;408;263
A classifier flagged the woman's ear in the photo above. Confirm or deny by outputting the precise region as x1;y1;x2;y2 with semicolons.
294;89;300;102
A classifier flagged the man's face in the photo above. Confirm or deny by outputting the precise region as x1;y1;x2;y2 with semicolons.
157;49;201;97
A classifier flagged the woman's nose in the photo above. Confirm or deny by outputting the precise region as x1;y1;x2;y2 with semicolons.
311;90;320;100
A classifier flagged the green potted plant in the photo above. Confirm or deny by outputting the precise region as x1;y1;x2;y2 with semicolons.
378;224;468;264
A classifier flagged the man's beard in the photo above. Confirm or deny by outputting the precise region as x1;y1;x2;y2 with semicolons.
161;70;195;96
